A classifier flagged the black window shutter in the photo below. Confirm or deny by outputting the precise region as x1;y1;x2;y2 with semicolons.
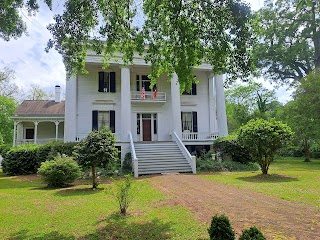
110;72;116;92
192;83;197;95
98;72;104;92
110;110;115;133
192;111;198;132
92;110;98;130
181;112;183;131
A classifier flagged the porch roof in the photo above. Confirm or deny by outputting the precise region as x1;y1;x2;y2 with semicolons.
13;100;65;117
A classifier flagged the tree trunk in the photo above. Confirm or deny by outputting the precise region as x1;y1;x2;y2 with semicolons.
260;157;269;174
304;138;311;162
92;165;97;189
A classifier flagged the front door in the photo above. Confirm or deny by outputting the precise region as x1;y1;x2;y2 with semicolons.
142;119;152;141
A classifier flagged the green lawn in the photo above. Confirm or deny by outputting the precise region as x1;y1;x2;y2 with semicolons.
201;157;320;208
0;174;207;240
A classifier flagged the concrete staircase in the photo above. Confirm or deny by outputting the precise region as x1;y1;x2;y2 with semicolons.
134;142;193;175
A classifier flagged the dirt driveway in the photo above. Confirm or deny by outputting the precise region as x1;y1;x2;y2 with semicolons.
149;174;320;240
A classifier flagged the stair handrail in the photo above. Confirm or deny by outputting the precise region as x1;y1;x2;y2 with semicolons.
172;132;196;174
129;132;139;178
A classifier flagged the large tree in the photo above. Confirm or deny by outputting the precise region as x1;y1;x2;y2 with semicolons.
0;0;52;41
283;69;320;161
253;0;320;86
0;68;20;99
26;84;53;100
46;0;254;91
0;96;17;145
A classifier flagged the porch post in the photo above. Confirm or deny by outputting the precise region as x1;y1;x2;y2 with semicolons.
215;75;228;137
121;66;131;141
171;73;182;138
13;121;17;146
208;74;217;133
55;121;60;141
34;121;39;144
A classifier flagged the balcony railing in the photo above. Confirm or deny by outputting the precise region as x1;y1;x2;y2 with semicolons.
15;138;64;145
76;133;121;142
181;132;219;141
131;91;166;102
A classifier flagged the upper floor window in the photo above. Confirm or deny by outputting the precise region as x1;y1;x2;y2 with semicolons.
136;75;156;91
182;82;197;95
98;72;116;92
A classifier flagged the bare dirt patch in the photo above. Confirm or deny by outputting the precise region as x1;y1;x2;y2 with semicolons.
149;174;320;240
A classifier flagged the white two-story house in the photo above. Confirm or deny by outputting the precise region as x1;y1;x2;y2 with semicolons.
12;51;228;177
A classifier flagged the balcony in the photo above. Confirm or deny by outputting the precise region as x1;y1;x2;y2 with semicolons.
131;91;166;102
181;132;219;141
15;138;64;146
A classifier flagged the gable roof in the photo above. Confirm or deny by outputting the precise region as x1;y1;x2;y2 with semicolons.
14;100;65;117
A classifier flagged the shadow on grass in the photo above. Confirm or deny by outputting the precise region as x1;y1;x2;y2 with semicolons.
8;230;75;240
81;212;172;240
237;174;299;183
54;187;105;197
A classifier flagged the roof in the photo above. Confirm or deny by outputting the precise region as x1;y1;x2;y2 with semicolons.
14;100;65;117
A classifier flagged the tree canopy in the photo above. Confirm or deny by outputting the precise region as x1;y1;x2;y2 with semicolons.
0;0;52;41
253;0;320;86
46;0;254;91
0;96;17;145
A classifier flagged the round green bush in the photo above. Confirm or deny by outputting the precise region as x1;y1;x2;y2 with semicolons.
208;214;235;240
239;226;266;240
38;154;81;187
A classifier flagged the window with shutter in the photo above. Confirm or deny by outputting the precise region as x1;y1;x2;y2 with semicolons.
98;72;116;92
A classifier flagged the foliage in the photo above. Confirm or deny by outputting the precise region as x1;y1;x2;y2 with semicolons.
213;136;253;164
238;118;293;174
113;175;135;215
46;0;254;91
0;144;11;157
239;226;266;240
197;158;259;172
37;154;81;187
122;152;132;174
282;69;320;161
0;0;52;41
208;214;235;240
74;126;119;189
0;67;20;99
252;0;320;85
277;146;304;157
1;144;40;175
26;84;53;100
1;141;77;175
0;95;17;145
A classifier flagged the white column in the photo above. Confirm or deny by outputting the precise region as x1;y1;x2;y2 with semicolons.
215;74;228;136
64;75;77;142
55;121;60;140
13;121;17;146
121;66;131;142
171;73;182;138
208;74;217;133
34;121;39;144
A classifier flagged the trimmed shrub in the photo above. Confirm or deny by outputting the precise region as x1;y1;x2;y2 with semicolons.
0;144;11;157
208;214;235;240
38;154;81;187
197;158;259;172
277;146;303;157
122;152;132;174
239;226;266;240
1;144;40;175
213;137;252;164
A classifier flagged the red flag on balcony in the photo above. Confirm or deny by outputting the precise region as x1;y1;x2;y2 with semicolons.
152;88;157;99
141;86;145;100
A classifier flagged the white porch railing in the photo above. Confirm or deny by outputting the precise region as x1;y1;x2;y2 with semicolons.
131;91;166;102
76;133;121;142
15;138;64;145
181;132;219;141
129;132;139;178
172;132;196;174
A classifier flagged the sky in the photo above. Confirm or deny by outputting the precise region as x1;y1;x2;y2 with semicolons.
0;0;292;103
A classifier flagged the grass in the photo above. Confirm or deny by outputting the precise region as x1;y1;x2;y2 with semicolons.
201;157;320;208
0;174;207;239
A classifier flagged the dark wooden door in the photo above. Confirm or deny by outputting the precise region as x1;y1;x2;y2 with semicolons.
142;119;152;141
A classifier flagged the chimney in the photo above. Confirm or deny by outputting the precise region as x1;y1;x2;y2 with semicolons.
55;85;61;103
